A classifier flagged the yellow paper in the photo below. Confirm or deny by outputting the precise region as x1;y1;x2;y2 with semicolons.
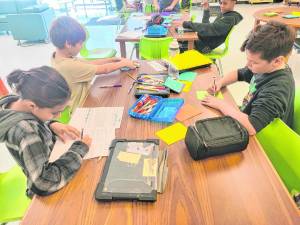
117;151;141;164
291;11;300;16
143;158;158;177
155;122;187;145
179;80;192;92
196;90;223;100
168;50;212;71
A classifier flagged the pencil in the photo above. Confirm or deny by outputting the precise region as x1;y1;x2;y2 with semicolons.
126;72;136;81
213;76;217;97
98;84;122;88
80;128;84;140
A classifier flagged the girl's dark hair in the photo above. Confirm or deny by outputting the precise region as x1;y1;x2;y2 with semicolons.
240;20;296;62
6;66;71;108
50;16;86;49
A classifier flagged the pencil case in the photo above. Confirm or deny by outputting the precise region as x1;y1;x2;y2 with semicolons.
128;95;184;123
134;73;170;98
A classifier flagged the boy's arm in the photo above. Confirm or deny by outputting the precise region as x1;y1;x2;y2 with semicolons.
202;9;211;23
183;16;234;37
220;70;238;87
219;103;257;135
83;57;121;65
95;58;136;74
201;96;257;135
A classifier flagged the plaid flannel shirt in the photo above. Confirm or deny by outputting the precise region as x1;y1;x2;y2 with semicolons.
5;119;88;197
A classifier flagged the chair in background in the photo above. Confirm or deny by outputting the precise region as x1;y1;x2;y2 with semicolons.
0;165;31;224
204;28;234;76
7;6;55;46
256;89;300;197
139;36;173;59
80;28;117;60
0;78;8;97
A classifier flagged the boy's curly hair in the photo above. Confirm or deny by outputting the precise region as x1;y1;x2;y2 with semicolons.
241;21;296;62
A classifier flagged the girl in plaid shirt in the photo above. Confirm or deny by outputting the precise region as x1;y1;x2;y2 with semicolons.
0;66;91;197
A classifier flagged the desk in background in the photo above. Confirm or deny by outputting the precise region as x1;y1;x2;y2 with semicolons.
115;15;198;58
21;62;300;225
253;6;300;29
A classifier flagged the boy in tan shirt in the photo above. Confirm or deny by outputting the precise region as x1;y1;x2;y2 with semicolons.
50;16;137;112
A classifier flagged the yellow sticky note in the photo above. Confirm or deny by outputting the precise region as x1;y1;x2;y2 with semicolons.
117;151;141;164
215;91;224;99
155;122;187;145
196;90;223;100
179;80;193;92
143;158;158;177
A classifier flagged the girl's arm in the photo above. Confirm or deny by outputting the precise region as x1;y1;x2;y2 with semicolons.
11;124;89;195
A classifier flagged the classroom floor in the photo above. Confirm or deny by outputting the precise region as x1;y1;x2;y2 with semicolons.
0;3;299;224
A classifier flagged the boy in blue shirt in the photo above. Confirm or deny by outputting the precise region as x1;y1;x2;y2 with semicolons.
202;21;296;135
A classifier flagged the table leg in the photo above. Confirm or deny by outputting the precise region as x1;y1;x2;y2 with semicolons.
120;42;127;58
188;40;194;50
135;43;139;59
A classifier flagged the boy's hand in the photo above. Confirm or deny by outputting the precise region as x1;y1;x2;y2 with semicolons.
81;135;92;148
50;122;80;143
207;79;223;95
121;58;138;69
201;95;232;112
201;0;209;10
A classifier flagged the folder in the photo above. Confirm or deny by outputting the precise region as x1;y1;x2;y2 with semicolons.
168;50;212;72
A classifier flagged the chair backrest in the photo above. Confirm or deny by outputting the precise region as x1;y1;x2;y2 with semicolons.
139;36;173;60
293;88;300;135
0;78;9;97
57;106;71;124
0;165;31;223
257;118;300;194
209;27;234;57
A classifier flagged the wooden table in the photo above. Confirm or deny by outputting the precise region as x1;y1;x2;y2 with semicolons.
21;62;300;225
115;16;198;58
253;6;300;29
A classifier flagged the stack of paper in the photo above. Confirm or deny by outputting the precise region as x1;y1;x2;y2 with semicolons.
50;107;123;161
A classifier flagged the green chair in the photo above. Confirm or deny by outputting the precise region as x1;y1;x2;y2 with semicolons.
256;89;300;196
204;28;234;76
293;88;300;134
80;28;117;60
0;165;31;224
139;36;173;60
57;106;71;124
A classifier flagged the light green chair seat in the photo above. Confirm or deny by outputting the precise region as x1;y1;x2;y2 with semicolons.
139;36;173;60
0;165;31;224
256;89;300;194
